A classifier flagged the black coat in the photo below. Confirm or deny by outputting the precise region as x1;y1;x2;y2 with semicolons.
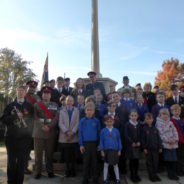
124;122;141;159
142;92;156;112
0;99;34;138
141;124;162;151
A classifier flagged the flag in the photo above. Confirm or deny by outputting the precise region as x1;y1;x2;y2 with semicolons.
41;53;49;88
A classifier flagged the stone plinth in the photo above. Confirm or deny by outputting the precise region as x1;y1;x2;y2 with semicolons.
83;77;118;94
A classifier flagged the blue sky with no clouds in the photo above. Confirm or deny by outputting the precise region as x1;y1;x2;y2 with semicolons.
0;0;184;88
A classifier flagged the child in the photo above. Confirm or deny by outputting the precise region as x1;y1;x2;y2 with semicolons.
78;102;101;184
142;113;162;182
100;115;122;184
170;104;184;176
58;95;79;177
156;108;179;180
124;109;141;182
121;89;136;113
94;89;107;119
135;95;149;124
152;91;169;123
76;94;85;114
112;92;122;107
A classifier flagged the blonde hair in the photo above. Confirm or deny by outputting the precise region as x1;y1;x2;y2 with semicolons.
170;104;181;111
143;83;152;90
85;102;95;110
159;108;170;117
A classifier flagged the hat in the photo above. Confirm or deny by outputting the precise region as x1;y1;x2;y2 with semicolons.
123;76;129;80
26;80;38;88
104;114;114;121
42;86;52;93
50;79;55;83
64;78;70;81
87;71;96;76
180;85;184;92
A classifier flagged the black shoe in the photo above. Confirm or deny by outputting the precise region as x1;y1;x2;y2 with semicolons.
92;179;99;184
24;168;32;175
82;180;88;184
71;171;76;177
135;175;141;182
48;172;55;178
34;174;41;179
130;175;137;183
149;176;157;182
104;180;108;184
177;171;184;176
155;175;161;181
168;174;179;180
65;170;71;177
116;179;121;184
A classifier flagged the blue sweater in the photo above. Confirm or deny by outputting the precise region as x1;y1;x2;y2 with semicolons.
100;127;122;151
78;117;101;146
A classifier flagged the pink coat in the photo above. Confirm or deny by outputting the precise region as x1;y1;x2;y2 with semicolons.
156;117;179;149
58;107;79;143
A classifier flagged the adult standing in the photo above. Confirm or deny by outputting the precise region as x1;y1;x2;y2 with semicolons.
33;86;59;179
24;80;40;174
86;71;106;98
0;85;34;184
117;76;136;98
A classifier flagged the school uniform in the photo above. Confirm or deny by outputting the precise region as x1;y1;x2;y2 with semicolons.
78;117;101;183
124;120;141;181
100;127;122;182
115;104;129;174
156;117;179;179
120;98;137;113
100;127;122;165
136;103;149;122
171;117;184;175
58;106;79;176
142;124;162;179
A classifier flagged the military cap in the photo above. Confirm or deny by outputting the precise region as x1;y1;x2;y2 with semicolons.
123;76;129;80
87;71;96;76
26;80;38;88
42;86;52;93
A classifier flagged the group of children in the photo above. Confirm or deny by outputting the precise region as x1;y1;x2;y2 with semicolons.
57;83;184;184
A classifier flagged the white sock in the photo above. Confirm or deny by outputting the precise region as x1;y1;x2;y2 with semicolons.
114;164;120;180
104;162;109;181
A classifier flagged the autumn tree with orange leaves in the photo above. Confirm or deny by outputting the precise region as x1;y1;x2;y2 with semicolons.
155;58;184;97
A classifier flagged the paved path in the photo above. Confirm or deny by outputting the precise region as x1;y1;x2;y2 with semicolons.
1;147;184;184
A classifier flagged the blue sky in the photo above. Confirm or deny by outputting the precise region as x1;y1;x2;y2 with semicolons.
0;0;184;89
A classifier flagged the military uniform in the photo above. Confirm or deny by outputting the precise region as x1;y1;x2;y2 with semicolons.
24;80;40;173
0;99;34;184
33;100;59;176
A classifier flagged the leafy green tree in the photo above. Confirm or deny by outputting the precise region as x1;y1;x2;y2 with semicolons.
0;48;36;101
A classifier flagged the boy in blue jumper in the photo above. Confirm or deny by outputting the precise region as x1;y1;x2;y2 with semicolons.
100;115;122;184
78;102;101;184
